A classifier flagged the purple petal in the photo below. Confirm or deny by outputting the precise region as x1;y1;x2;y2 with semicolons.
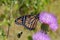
49;23;58;31
39;12;57;24
32;31;50;40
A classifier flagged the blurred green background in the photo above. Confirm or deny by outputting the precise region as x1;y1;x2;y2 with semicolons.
0;0;60;40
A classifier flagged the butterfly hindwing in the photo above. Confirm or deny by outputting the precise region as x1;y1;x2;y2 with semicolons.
24;15;38;30
15;15;38;30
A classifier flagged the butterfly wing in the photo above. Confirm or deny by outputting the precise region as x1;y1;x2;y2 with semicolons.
15;16;26;25
24;15;38;30
15;15;38;30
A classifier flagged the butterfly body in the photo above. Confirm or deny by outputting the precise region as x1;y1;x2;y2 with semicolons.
15;14;39;30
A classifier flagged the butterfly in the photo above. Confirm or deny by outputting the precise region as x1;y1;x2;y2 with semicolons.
15;14;39;30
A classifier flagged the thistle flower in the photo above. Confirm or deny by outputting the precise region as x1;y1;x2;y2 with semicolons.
39;12;58;31
32;31;50;40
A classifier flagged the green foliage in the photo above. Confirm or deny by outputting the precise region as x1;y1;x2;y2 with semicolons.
41;23;49;33
0;0;51;40
0;14;5;21
18;0;51;15
28;35;32;40
0;28;6;40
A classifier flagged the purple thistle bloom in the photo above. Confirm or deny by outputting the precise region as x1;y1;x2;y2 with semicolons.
32;31;50;40
39;12;58;31
49;23;58;31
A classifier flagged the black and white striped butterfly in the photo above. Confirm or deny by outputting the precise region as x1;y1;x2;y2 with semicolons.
15;14;39;30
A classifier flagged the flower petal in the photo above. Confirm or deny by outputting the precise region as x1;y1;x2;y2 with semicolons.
39;11;58;31
32;31;50;40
